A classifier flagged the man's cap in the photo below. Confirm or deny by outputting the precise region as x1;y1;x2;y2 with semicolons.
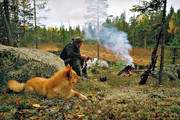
72;37;85;43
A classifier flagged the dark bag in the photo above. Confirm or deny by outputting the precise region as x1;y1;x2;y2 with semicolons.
60;47;67;60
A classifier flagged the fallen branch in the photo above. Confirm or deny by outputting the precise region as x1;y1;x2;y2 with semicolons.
133;70;145;73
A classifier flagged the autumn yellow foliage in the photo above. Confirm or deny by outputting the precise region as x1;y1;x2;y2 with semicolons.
137;14;148;25
23;23;30;29
168;14;175;33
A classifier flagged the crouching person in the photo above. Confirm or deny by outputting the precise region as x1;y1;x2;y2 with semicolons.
60;36;89;81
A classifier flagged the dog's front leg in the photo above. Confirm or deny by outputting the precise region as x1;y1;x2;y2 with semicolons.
72;90;88;100
66;90;88;100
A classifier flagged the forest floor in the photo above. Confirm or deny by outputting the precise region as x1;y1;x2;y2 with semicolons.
0;43;179;119
0;68;179;120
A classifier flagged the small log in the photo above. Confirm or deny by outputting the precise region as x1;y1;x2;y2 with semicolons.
133;70;145;73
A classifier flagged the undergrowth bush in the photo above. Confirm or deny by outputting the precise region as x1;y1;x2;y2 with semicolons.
111;60;126;70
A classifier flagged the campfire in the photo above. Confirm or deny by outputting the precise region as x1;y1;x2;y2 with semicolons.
117;65;134;77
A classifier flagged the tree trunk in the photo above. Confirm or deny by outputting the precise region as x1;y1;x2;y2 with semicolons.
24;26;26;42
139;0;167;85
152;34;157;71
4;0;9;24
51;31;52;41
97;28;100;59
132;31;135;56
139;30;161;85
172;48;176;64
158;0;167;85
34;0;38;49
23;0;26;43
4;0;14;46
159;40;165;85
144;35;147;51
97;31;100;59
12;0;19;47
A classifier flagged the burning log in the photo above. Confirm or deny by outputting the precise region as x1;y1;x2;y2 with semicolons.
117;65;134;77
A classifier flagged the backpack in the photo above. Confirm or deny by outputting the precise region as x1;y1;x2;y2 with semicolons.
60;43;71;60
60;47;67;60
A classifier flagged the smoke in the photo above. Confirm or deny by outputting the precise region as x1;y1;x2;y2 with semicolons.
101;24;133;65
84;0;133;65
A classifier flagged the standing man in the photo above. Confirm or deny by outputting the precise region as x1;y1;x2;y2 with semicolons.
60;37;89;80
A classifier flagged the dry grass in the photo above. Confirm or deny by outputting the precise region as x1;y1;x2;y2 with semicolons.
27;43;60;52
81;43;118;62
27;43;180;66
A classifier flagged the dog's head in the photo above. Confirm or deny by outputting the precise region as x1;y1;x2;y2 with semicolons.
66;64;81;84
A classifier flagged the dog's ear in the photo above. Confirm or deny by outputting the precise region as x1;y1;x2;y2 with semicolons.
66;64;71;69
67;66;72;80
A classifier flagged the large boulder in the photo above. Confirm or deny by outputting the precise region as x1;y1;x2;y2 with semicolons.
151;64;180;81
87;58;109;69
0;44;65;86
87;58;109;74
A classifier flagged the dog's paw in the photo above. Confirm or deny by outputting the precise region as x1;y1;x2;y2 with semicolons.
81;95;88;100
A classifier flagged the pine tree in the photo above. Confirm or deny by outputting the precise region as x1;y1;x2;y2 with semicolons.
33;0;47;48
168;9;180;64
11;0;20;47
0;2;8;45
131;0;167;85
129;15;137;54
3;0;14;46
16;0;33;46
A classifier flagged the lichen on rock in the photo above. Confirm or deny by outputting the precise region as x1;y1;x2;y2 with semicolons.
151;64;180;81
0;44;65;85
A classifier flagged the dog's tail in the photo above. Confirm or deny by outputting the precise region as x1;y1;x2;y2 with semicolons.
8;80;25;92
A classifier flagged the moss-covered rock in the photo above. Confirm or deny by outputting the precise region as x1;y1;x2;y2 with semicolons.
0;44;65;86
151;64;180;81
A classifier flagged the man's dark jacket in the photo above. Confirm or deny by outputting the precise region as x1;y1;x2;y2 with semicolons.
60;42;81;62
